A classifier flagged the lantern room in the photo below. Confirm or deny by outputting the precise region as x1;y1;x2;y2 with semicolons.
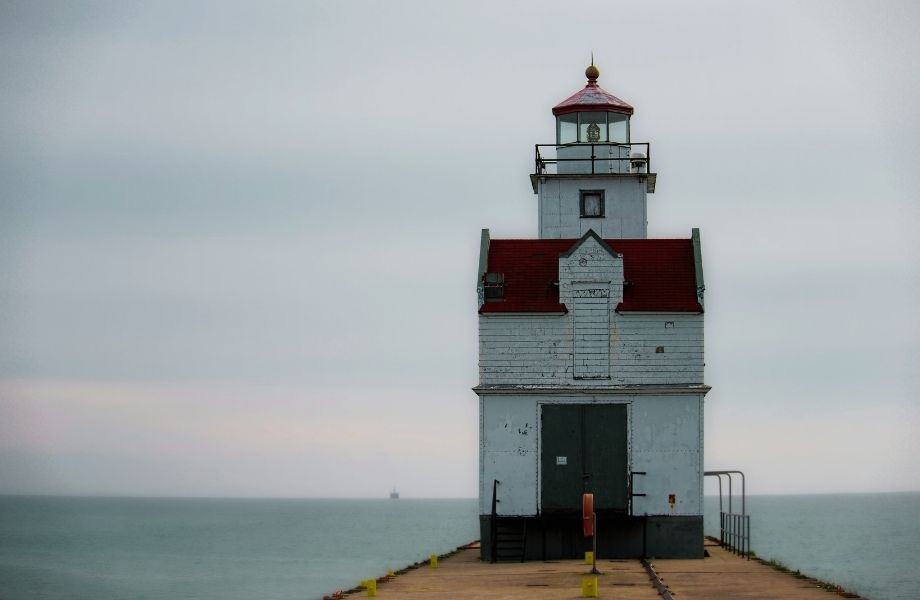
553;64;633;145
549;64;638;176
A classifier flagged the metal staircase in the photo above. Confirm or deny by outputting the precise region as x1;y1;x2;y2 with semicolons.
489;480;527;563
493;518;527;562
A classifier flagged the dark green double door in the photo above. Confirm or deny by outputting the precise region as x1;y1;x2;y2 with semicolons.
540;404;628;512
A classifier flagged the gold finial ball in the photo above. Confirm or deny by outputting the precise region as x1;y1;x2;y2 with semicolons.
585;64;600;81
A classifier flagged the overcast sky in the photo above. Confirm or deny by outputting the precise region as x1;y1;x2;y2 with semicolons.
1;0;918;497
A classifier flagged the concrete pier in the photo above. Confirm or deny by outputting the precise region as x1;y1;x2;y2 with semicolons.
337;540;862;599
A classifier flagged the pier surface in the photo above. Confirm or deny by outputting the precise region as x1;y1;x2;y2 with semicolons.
350;541;849;599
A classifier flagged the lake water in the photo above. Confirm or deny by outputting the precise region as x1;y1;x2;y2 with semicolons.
704;492;920;600
1;493;917;600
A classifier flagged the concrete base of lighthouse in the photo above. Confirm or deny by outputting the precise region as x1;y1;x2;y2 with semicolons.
478;513;703;561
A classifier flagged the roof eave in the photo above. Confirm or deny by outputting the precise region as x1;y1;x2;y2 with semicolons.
552;105;634;117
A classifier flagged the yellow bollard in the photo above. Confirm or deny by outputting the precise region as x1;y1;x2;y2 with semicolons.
581;575;598;598
365;579;377;597
429;554;438;568
584;551;594;565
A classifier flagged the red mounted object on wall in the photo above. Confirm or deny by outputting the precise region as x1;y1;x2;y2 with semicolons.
582;493;595;537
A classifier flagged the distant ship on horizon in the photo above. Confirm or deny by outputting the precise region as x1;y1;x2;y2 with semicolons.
389;487;399;499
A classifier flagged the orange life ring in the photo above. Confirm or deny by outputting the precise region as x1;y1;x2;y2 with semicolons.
582;493;595;537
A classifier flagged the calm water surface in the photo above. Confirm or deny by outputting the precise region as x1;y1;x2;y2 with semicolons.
0;497;477;600
1;493;917;600
704;492;920;600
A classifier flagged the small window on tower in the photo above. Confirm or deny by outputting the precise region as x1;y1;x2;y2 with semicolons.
580;190;605;218
483;273;504;301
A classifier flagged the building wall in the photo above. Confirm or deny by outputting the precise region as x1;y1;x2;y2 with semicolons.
478;393;704;518
479;234;703;386
538;177;647;239
478;312;703;386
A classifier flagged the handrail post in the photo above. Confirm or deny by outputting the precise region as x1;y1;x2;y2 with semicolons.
735;514;740;554
727;474;733;514
490;479;499;563
746;514;751;559
717;475;723;515
739;471;746;517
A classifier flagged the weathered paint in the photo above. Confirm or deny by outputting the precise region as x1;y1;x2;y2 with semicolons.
538;176;647;239
479;313;703;387
478;231;702;386
477;67;707;560
477;393;703;518
480;395;538;516
572;290;610;379
629;395;704;516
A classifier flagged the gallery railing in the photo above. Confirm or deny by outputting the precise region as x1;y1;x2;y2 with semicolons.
534;142;652;175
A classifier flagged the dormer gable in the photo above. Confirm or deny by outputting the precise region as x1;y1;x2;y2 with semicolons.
558;229;624;311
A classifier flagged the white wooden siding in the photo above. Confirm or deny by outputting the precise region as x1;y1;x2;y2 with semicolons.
573;289;610;379
479;312;703;386
538;177;648;239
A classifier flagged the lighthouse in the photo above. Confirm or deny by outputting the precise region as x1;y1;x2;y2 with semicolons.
475;63;708;560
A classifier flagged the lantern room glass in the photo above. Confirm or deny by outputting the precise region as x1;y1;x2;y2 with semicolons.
608;112;630;143
557;114;577;144
556;112;631;144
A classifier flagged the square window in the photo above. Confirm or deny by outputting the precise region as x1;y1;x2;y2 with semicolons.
483;272;504;300
580;190;605;218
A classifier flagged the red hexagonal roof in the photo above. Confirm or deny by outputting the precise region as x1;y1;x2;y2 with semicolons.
552;76;633;117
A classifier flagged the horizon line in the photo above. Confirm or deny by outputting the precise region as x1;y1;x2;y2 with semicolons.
1;490;918;500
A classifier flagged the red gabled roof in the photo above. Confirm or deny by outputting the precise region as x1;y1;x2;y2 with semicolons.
479;238;702;314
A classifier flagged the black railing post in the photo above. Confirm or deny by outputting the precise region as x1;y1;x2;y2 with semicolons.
747;514;751;559
490;479;499;563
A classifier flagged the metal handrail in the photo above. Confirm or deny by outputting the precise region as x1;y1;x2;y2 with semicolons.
705;470;750;558
628;471;647;516
489;479;499;563
719;511;750;557
534;142;652;175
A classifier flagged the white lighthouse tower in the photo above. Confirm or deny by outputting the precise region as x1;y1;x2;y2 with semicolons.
534;62;653;240
475;63;708;561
